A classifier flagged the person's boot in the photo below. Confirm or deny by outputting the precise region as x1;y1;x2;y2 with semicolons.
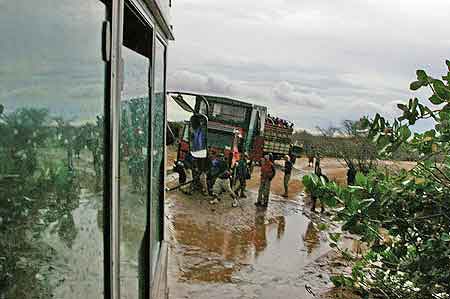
240;191;246;198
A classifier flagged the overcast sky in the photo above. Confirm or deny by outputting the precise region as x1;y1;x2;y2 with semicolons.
167;0;450;131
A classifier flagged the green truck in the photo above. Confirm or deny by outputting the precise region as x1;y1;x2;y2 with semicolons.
169;92;301;164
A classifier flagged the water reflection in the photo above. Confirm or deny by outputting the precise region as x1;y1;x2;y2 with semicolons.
254;214;268;257
303;221;320;254
170;212;287;283
57;212;78;249
119;39;150;298
276;215;286;240
0;107;105;298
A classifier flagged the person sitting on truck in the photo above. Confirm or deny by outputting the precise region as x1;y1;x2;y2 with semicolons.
256;154;276;208
282;155;293;198
210;154;238;207
235;153;250;198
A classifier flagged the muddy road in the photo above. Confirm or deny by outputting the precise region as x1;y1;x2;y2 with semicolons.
165;158;348;299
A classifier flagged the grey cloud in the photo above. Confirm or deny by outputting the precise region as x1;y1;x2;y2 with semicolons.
167;0;449;130
168;70;235;96
272;81;325;109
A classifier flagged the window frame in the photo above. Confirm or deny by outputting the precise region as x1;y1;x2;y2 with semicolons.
149;32;168;277
109;1;169;298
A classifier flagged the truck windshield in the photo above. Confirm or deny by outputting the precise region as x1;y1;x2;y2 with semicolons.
200;102;246;123
208;130;234;149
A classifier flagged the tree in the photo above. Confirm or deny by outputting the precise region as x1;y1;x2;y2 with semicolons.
304;60;450;298
315;118;377;174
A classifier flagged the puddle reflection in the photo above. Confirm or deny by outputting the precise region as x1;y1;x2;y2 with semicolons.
303;221;320;254
171;212;287;283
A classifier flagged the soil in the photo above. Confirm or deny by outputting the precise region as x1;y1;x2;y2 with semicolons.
165;156;414;299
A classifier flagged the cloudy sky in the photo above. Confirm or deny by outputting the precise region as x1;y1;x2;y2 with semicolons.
167;0;450;131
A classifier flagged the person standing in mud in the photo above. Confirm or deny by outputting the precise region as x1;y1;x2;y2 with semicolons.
256;154;276;207
282;154;293;198
308;153;314;167
208;153;221;193
183;154;193;195
191;159;208;196
347;162;356;186
311;167;329;213
173;161;189;194
210;154;238;207
314;152;321;175
234;153;250;198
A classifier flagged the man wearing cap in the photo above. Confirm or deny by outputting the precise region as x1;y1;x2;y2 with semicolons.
283;155;293;197
256;154;276;207
210;154;238;207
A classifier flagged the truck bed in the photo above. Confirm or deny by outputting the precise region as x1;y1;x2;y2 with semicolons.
263;123;293;155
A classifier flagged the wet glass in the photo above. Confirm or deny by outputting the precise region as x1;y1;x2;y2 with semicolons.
0;0;106;298
119;23;151;299
150;38;166;269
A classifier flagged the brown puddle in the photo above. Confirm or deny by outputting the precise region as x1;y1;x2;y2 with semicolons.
166;187;333;299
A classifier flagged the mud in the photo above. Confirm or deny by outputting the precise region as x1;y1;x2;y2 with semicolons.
165;157;414;298
165;158;342;299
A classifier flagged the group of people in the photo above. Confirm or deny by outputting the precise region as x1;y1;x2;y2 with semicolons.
265;114;294;129
174;152;251;208
174;151;296;209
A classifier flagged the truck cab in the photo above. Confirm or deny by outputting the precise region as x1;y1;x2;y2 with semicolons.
169;92;299;165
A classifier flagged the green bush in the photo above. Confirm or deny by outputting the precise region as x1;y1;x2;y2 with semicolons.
304;60;450;298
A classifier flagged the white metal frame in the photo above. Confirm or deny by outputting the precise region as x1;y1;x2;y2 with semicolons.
108;0;170;297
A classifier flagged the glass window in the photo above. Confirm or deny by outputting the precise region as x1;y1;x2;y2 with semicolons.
208;131;234;149
182;123;190;141
199;101;208;115
208;103;247;123
150;38;166;270
0;1;106;298
119;7;152;299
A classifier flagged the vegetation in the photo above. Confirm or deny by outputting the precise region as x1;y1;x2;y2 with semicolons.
0;108;83;298
0;98;148;297
303;60;450;298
